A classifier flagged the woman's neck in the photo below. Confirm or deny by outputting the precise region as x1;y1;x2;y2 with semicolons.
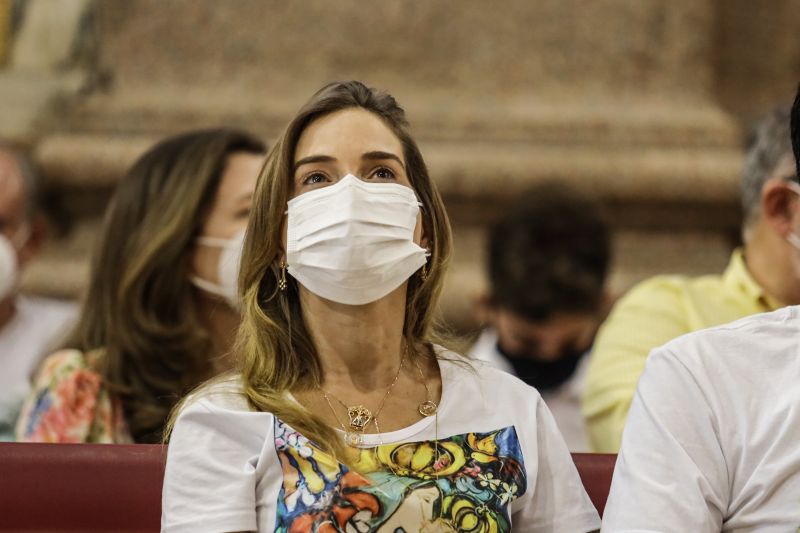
294;283;443;435
194;294;239;372
300;284;407;393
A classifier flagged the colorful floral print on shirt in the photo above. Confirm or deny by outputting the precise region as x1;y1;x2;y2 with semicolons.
273;419;526;532
15;350;132;443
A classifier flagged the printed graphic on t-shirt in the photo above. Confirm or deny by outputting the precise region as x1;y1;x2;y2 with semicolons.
273;419;527;532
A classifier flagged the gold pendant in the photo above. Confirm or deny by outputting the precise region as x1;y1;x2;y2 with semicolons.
347;405;372;431
418;400;438;417
344;432;363;447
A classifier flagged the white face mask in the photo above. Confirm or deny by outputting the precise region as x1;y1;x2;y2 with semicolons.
0;225;29;301
286;174;428;305
190;229;245;309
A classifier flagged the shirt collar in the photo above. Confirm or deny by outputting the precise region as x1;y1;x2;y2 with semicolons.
723;248;785;310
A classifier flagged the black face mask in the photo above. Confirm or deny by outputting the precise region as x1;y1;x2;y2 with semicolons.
495;343;586;392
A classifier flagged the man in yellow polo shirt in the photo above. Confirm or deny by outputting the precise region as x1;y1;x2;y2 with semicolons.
583;105;800;453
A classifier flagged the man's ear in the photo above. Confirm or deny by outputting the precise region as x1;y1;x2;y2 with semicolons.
761;178;799;237
16;215;45;267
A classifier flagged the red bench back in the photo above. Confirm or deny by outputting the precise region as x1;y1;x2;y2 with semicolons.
571;452;617;517
0;443;166;532
0;443;615;531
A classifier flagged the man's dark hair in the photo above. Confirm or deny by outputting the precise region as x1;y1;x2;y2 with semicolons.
792;86;800;180
488;182;611;321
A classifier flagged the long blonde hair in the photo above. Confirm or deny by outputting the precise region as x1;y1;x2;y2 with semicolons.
234;81;453;457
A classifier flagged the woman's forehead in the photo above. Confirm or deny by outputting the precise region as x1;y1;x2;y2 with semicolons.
294;108;403;163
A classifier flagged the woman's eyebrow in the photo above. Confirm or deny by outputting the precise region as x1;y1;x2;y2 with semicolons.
293;154;337;173
362;151;405;170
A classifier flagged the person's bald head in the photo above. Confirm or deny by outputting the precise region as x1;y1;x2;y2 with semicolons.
0;144;44;276
0;151;28;236
0;143;39;225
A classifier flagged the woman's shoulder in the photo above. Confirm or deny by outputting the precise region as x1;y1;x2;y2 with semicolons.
181;375;251;412
16;349;108;443
30;349;105;399
169;375;275;446
37;348;98;377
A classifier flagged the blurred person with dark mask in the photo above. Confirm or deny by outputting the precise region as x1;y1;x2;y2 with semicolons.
470;182;612;451
0;144;76;440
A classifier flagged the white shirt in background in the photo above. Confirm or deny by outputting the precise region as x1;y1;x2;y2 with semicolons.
162;350;601;533
470;329;590;452
0;294;77;440
602;306;800;532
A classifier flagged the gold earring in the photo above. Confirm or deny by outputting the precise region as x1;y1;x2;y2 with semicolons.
279;261;287;291
420;262;428;282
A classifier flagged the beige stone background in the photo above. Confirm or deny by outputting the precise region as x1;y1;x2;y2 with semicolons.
1;0;799;333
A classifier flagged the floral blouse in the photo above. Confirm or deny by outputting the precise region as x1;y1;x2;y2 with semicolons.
15;349;132;443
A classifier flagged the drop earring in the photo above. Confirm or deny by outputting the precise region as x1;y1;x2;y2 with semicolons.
279;261;287;291
420;262;429;282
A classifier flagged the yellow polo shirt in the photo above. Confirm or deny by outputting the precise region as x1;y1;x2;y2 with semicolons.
582;249;782;452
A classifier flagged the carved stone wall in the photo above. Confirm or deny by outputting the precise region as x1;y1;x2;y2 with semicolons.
3;0;799;330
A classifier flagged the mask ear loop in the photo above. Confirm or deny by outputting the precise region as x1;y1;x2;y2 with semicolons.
416;200;433;282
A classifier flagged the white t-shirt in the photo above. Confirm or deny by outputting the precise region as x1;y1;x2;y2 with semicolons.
162;352;600;533
602;306;800;532
470;329;590;452
0;294;77;439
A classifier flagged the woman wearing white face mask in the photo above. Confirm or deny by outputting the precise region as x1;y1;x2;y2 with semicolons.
15;129;266;444
162;81;600;533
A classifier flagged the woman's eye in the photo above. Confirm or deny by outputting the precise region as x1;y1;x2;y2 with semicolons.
302;173;328;185
372;167;396;180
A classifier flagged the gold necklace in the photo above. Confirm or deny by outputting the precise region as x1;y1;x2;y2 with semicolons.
319;342;441;454
320;392;363;447
320;349;406;447
373;344;440;480
411;353;438;417
407;346;440;478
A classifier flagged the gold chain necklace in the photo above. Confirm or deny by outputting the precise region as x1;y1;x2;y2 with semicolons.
320;342;440;449
320;349;406;447
412;353;439;417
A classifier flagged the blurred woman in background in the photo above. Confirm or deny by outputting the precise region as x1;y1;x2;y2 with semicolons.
15;128;266;443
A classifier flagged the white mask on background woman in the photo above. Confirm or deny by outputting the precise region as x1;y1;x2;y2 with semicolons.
190;229;245;309
286;174;428;305
0;225;30;300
